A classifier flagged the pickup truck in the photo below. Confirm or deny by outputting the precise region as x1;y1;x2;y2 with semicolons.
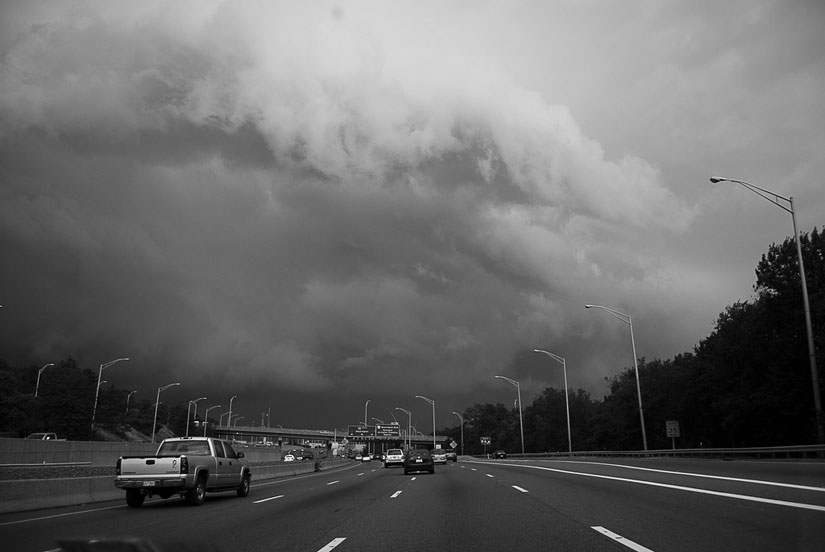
115;437;251;508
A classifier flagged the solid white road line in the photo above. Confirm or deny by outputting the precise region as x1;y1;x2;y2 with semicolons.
253;494;284;504
480;462;825;512
512;485;529;493
591;526;655;552
317;537;347;551
555;460;825;493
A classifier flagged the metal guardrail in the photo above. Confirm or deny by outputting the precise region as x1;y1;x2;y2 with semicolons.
496;444;825;460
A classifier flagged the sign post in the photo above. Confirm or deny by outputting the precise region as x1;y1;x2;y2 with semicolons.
666;420;680;450
481;436;491;458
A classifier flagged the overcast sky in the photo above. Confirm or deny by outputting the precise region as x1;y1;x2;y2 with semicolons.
1;0;823;433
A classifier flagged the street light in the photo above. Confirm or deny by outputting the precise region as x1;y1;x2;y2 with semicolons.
586;304;648;450
452;411;464;456
203;405;221;436
220;411;232;426
533;349;572;453
126;390;137;412
228;395;237;432
415;395;436;450
710;176;822;443
151;382;180;443
396;407;412;450
233;416;245;427
494;376;525;455
34;363;54;397
364;399;370;426
92;357;129;427
186;397;207;437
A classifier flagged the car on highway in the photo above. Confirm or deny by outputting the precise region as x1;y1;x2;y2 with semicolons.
384;448;404;468
360;452;372;462
403;448;434;475
430;449;447;464
444;448;457;462
493;450;507;459
283;452;296;462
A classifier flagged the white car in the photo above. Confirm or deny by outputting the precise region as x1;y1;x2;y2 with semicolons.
430;449;447;464
360;453;371;462
383;449;404;468
283;453;295;462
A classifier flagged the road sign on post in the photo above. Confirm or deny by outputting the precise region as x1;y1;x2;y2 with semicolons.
666;420;680;450
481;436;491;457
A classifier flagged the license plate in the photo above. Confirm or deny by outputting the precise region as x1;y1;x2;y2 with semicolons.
415;459;422;463
143;481;156;487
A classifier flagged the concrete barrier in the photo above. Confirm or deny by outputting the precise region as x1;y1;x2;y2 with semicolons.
0;459;351;514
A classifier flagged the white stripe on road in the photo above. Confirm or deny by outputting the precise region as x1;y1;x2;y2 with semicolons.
479;462;825;512
253;494;284;503
317;537;346;551
326;480;340;485
512;485;529;493
591;526;655;552
486;474;494;478
557;460;825;493
391;491;403;498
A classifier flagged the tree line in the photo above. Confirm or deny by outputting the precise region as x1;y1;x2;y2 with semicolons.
1;229;823;449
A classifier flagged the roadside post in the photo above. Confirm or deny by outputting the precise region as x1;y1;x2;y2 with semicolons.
666;420;680;450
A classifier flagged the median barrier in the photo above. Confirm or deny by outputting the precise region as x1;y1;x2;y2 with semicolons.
0;459;351;514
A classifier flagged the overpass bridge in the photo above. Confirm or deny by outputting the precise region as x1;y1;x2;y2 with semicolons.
211;424;451;453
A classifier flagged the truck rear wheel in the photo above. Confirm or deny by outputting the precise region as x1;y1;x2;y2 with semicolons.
236;473;250;497
186;477;206;506
126;489;145;508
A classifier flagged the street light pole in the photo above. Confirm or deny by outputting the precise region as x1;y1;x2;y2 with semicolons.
586;304;648;450
34;363;54;397
494;376;525;455
364;399;370;426
710;176;822;444
533;349;572;453
416;395;436;450
452;411;464;456
203;405;221;436
152;382;180;443
396;407;411;450
92;357;129;427
126;390;137;412
186;397;206;437
227;395;237;431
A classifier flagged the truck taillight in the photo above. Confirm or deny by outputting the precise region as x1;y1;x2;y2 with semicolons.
180;456;189;474
116;458;121;476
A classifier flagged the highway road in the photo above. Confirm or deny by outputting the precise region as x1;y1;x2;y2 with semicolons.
1;457;823;551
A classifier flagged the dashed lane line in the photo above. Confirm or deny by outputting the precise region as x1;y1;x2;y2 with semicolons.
512;485;529;493
391;491;403;498
592;526;655;552
253;494;284;504
317;537;346;551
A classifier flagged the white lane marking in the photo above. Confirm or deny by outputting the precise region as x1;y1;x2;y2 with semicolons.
326;480;340;486
473;461;825;512
512;485;529;493
550;460;825;493
253;494;285;503
411;476;417;480
317;537;347;551
0;503;125;526
357;473;365;476
591;526;655;552
486;473;494;478
391;491;403;498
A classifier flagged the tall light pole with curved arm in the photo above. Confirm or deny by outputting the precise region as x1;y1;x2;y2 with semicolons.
92;357;129;427
452;411;464;456
126;390;137;412
152;382;180;443
710;176;822;443
416;395;436;450
495;376;525;455
364;399;370;426
227;395;237;430
396;407;412;450
186;397;207;437
533;349;572;453
203;404;221;436
34;363;54;397
586;304;647;450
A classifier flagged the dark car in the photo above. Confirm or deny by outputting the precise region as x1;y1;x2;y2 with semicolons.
403;448;435;475
493;450;507;459
444;448;457;462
